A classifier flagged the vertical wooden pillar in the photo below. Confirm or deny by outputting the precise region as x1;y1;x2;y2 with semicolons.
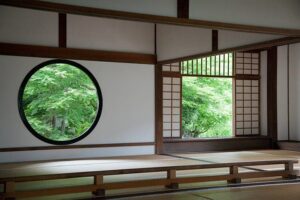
228;166;241;183
177;0;189;18
166;169;178;189
155;64;163;154
267;47;278;148
212;30;218;51
283;161;297;179
59;13;67;48
3;181;16;200
92;175;105;197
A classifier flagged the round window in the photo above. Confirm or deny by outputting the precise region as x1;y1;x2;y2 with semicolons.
19;59;102;145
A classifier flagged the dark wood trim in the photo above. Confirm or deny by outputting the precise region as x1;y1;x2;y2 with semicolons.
212;30;218;51
177;0;189;18
0;142;155;152
0;42;156;64
155;64;163;154
1;0;300;36
163;137;272;153
158;37;300;65
58;13;67;48
235;74;260;80
267;46;278;148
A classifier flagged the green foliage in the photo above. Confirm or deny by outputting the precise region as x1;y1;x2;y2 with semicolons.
182;77;232;138
22;63;99;141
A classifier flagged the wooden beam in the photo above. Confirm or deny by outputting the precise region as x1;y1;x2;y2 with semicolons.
1;0;300;36
177;0;189;18
0;142;155;152
267;46;278;148
158;37;300;64
212;30;218;51
58;13;67;48
0;43;156;64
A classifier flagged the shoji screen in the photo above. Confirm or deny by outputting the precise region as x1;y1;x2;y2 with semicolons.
235;52;260;136
162;63;182;138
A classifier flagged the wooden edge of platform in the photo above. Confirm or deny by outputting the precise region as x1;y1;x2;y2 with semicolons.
0;159;297;182
0;169;295;199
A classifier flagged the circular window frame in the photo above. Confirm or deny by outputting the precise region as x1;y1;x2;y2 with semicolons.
18;59;103;145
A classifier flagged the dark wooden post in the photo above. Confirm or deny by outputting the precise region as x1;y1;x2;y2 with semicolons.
267;47;278;148
177;0;189;18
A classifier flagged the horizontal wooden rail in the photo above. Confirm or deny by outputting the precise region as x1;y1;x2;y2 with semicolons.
1;0;300;36
0;43;156;64
0;160;297;199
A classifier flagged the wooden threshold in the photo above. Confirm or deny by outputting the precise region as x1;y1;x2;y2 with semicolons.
0;142;155;152
158;37;300;65
0;42;156;64
0;0;300;36
163;137;272;153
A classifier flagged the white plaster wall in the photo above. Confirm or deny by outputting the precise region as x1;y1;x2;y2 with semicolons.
190;0;300;29
289;43;300;141
156;25;282;62
260;51;268;136
277;45;289;141
0;55;155;161
0;6;58;46
67;14;155;54
157;24;211;61
42;0;177;17
219;30;282;50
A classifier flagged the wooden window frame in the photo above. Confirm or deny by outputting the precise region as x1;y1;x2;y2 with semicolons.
161;52;240;141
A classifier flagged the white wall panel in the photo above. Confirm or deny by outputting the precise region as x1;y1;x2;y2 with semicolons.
0;6;58;46
289;43;300;141
277;46;289;141
260;51;268;136
157;24;211;61
42;0;177;17
190;0;300;29
0;146;154;163
0;56;155;150
67;14;154;54
219;30;282;50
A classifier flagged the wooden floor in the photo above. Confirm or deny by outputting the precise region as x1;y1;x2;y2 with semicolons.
0;150;300;199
